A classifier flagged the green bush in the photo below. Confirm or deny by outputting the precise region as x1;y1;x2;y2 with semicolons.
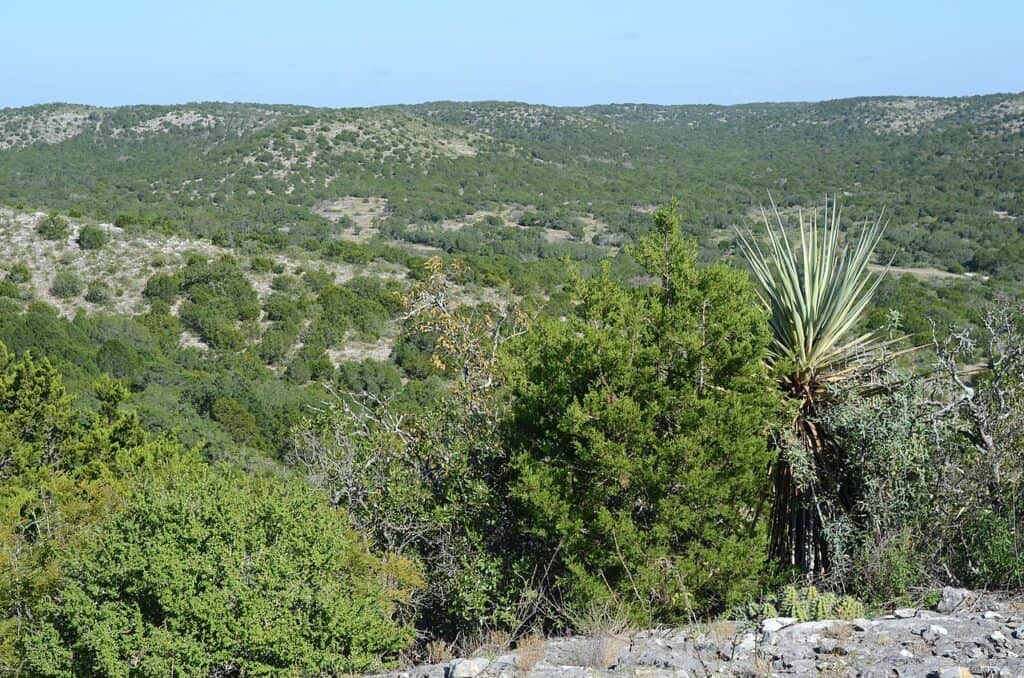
83;280;111;304
50;271;83;298
248;255;275;272
257;326;297;364
76;225;109;250
6;263;31;284
23;467;419;676
36;213;69;241
0;346;196;668
0;279;19;299
142;272;178;302
507;208;780;623
178;301;245;350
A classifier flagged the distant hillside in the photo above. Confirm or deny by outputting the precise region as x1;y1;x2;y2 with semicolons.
1;94;1022;278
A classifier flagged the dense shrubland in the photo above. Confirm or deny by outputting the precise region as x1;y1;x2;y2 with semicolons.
3;95;1024;671
2;201;1024;673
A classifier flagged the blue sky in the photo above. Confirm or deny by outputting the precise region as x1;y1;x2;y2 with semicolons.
2;1;1021;108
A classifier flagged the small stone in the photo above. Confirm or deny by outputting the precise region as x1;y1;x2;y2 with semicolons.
899;648;914;658
937;586;970;613
760;617;797;633
1013;627;1024;640
449;658;490;678
923;624;950;642
851;618;872;631
937;668;973;678
983;610;1002;620
990;630;1008;644
894;607;918;619
736;632;756;653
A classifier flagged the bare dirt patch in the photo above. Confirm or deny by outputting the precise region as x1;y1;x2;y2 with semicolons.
0;107;92;150
129;110;220;135
869;263;966;280
312;197;389;241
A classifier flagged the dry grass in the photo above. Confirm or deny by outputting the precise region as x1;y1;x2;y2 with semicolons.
578;636;628;670
458;629;512;659
424;639;456;664
513;633;546;671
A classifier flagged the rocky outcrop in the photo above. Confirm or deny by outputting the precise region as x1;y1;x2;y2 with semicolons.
372;589;1024;677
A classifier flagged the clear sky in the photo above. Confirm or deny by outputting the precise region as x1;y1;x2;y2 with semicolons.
2;0;1021;108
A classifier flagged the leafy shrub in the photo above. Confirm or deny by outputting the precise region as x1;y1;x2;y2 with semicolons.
336;359;403;397
95;339;143;383
210;396;260;445
815;378;938;599
23;467;419;675
83;280;111;304
291;259;530;638
248;255;275;272
142;272;178;302
49;271;83;298
178;301;245;350
258;326;297;364
6;263;31;284
0;279;19;299
0;346;195;668
75;225;109;250
177;257;259;322
507;208;780;623
36;213;69;241
263;291;304;323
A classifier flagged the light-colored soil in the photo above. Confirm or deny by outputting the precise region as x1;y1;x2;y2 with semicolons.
0;207;229;317
0;107;92;150
0;206;409;319
869;263;967;280
129;110;219;135
311;196;389;241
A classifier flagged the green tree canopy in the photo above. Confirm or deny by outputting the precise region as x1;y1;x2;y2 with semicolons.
506;207;781;622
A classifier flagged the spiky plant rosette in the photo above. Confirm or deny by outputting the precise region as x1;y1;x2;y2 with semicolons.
738;197;891;405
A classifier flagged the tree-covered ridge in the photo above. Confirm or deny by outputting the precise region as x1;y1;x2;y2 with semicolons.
0;94;1022;279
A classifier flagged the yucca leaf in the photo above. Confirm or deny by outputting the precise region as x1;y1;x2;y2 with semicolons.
738;196;890;396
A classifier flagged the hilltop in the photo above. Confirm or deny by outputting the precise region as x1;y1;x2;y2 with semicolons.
1;94;1022;277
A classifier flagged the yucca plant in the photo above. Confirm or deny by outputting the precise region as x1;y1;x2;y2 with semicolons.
738;196;890;575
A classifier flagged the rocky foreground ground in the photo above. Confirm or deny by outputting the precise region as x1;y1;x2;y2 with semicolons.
372;589;1024;677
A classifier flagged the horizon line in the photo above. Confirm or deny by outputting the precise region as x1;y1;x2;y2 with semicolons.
4;89;1023;113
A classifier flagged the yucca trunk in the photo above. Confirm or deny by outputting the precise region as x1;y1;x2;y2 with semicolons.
769;416;831;576
769;400;858;576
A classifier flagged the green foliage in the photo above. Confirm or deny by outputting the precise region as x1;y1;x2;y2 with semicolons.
507;207;780;622
754;586;865;622
142;272;178;303
6;263;31;284
36;213;69;240
83;279;111;305
816;378;938;599
0;279;20;299
738;199;888;391
75;225;109;250
22;467;418;676
0;343;196;669
291;259;530;638
50;270;83;298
